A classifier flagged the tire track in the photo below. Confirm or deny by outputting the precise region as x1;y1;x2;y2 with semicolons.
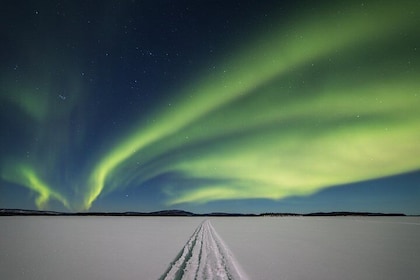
160;220;248;280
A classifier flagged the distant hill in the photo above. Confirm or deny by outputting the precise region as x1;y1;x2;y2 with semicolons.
0;209;64;216
0;209;197;216
0;209;408;217
302;211;406;216
148;210;195;216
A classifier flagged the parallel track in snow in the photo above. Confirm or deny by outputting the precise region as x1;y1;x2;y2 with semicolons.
160;220;248;280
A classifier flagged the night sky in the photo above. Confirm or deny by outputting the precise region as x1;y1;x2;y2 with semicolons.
1;0;419;214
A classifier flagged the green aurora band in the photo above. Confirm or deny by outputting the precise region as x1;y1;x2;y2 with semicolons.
2;165;69;209
84;2;420;209
1;58;86;210
1;1;419;210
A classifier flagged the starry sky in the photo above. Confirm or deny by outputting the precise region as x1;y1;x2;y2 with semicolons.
0;0;419;214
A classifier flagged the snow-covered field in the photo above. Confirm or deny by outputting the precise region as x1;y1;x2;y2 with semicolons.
1;216;419;280
212;217;420;280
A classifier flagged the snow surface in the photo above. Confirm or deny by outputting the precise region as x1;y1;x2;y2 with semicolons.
1;216;419;280
0;216;203;280
212;216;420;280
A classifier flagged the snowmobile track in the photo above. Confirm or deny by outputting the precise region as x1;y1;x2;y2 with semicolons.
160;220;248;280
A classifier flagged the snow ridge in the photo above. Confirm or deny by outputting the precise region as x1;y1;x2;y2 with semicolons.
160;220;248;280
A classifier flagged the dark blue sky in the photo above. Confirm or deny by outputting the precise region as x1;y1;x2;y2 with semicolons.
1;0;419;214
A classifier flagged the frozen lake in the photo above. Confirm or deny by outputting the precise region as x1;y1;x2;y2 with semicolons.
1;216;419;279
212;217;420;280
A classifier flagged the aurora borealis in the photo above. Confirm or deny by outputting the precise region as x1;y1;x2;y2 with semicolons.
1;0;419;213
